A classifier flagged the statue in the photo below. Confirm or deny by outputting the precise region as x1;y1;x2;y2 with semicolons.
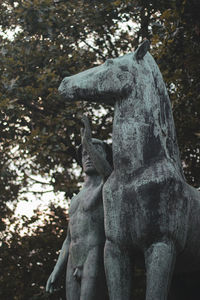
58;39;200;300
46;115;112;300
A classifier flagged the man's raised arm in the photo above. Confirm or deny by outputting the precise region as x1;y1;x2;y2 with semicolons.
81;115;112;179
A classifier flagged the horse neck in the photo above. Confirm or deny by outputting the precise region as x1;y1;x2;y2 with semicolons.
113;81;185;179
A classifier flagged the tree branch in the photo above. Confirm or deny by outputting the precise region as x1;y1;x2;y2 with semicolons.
80;38;106;60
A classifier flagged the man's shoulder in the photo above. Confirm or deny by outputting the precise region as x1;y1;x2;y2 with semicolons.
68;188;85;215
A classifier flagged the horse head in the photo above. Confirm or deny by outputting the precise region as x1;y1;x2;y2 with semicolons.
58;40;151;105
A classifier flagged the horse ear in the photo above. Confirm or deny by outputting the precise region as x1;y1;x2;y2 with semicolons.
135;39;150;60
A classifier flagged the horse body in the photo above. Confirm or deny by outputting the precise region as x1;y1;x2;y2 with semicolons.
59;41;200;299
103;52;187;249
177;184;200;271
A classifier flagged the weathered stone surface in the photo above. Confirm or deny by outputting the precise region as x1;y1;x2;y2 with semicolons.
46;123;111;299
59;40;200;300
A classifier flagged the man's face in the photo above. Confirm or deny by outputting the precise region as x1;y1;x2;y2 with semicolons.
82;142;106;175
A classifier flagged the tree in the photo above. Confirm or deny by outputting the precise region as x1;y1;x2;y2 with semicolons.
1;1;199;214
1;0;200;299
151;0;200;186
0;204;68;300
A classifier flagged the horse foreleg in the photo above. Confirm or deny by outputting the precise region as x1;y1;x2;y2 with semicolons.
104;240;133;300
144;241;176;300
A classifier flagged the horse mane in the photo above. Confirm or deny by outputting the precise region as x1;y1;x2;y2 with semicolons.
145;53;185;179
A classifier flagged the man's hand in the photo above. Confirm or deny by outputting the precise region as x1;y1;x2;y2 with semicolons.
81;115;92;145
46;269;60;294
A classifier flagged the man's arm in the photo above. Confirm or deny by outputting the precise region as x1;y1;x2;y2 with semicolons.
81;115;112;179
46;227;71;293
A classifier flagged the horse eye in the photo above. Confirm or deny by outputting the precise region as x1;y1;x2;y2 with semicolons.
105;59;114;65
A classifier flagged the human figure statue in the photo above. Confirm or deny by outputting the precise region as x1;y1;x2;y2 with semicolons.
46;115;112;300
58;39;200;300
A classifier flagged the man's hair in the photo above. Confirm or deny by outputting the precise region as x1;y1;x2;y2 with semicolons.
76;138;113;167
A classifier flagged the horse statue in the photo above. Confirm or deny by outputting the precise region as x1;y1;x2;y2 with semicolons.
58;40;200;300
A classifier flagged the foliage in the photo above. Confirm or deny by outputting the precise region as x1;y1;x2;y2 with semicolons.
0;204;68;300
151;0;200;186
1;0;199;222
0;0;200;299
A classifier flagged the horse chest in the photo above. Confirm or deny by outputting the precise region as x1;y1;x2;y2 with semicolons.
112;106;166;172
104;168;189;249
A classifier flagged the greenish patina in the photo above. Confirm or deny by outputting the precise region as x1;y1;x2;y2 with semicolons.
58;40;200;300
46;116;111;300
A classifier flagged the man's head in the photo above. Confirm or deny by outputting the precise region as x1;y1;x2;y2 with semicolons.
77;138;112;175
